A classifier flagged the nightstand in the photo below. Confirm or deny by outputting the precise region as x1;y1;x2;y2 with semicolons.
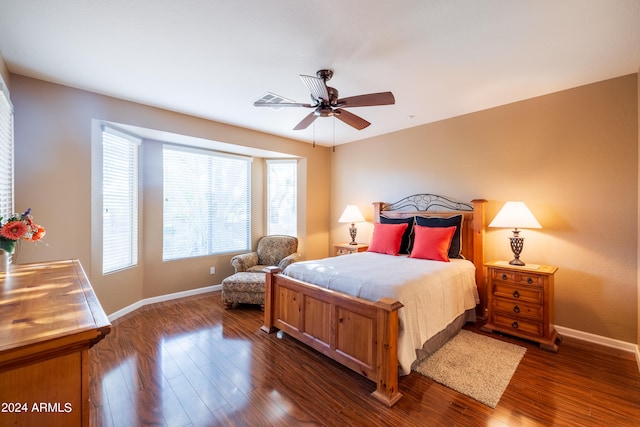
334;243;368;256
482;261;561;352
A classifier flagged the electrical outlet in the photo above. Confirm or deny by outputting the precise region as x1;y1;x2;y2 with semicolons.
209;267;215;275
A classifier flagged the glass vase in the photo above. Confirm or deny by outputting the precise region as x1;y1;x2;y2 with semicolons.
0;239;16;272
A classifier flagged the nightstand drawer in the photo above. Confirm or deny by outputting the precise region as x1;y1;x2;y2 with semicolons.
334;243;369;256
492;298;544;321
492;269;544;286
336;247;354;255
490;312;544;338
516;273;544;286
492;282;543;304
491;269;519;282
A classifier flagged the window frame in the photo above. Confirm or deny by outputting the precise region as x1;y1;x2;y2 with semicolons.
101;125;141;275
266;159;298;237
162;144;252;261
0;76;14;220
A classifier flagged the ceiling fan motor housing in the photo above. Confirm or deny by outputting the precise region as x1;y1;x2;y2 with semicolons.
314;105;335;117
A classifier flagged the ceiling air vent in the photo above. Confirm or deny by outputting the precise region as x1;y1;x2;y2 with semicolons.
254;92;296;111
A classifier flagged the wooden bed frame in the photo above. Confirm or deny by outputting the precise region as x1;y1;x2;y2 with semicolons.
261;195;487;406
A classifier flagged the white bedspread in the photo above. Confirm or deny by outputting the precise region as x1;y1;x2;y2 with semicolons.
283;252;479;375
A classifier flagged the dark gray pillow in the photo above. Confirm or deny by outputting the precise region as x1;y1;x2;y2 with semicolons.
415;215;463;259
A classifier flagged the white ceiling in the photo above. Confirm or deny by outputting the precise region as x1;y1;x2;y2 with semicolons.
0;0;639;147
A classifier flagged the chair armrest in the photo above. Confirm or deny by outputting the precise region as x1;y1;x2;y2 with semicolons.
231;252;259;273
278;253;303;271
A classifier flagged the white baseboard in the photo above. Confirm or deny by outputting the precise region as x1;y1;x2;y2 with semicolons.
555;325;640;372
108;284;222;322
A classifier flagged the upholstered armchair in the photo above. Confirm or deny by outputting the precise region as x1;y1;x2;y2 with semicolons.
231;235;301;273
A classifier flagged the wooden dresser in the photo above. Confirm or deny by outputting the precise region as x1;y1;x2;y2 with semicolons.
0;260;111;427
482;261;560;352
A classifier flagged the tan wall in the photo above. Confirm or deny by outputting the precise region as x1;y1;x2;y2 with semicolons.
331;74;639;343
7;68;639;343
10;75;331;315
638;69;640;349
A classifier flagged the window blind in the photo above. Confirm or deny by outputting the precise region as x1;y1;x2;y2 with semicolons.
0;78;13;220
163;145;251;260
267;159;297;236
102;126;140;274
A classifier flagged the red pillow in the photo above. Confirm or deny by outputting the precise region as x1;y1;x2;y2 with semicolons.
367;222;409;256
409;225;456;262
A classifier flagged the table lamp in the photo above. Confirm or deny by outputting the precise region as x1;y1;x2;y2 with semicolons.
338;205;365;245
489;201;542;266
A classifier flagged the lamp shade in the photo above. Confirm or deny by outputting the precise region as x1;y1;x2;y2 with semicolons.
338;205;365;223
489;201;542;229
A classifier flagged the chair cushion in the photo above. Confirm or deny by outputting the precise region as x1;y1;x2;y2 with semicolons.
257;236;298;267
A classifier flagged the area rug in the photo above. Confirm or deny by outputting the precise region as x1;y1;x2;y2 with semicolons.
412;330;526;408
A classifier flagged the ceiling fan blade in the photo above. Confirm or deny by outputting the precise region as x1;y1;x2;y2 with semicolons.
337;91;395;108
293;111;318;130
300;74;329;102
334;109;371;130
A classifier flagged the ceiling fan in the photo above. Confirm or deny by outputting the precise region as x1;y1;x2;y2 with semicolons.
254;69;395;131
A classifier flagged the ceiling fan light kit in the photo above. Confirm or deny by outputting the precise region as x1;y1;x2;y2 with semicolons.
254;69;395;131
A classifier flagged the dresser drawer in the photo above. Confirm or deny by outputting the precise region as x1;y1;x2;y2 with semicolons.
492;298;544;321
492;282;544;304
490;312;544;338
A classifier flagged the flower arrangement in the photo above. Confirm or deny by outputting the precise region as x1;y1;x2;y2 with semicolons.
0;208;46;254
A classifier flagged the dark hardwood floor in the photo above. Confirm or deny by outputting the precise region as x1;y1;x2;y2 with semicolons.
90;291;640;426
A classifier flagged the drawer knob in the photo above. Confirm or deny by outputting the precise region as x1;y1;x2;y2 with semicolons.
511;321;519;329
527;277;533;284
513;305;520;313
502;274;508;280
513;290;520;298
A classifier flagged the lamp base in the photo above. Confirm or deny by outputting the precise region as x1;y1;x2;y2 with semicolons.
509;234;526;266
348;224;358;245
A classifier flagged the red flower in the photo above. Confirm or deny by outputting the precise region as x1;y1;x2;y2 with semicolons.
27;225;46;241
0;220;29;240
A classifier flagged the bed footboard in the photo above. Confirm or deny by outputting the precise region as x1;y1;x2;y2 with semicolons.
261;266;404;406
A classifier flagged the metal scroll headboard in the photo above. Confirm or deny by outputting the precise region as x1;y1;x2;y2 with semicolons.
382;194;474;213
